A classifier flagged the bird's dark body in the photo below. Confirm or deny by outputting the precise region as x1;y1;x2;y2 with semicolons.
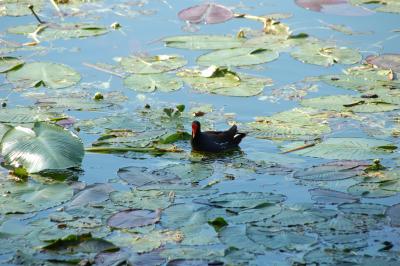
191;121;246;153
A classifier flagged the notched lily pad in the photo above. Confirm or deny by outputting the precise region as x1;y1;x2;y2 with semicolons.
6;62;80;89
178;3;233;24
107;209;161;229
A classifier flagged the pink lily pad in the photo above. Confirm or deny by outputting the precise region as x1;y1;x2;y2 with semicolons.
295;0;373;16
178;4;233;24
366;54;400;73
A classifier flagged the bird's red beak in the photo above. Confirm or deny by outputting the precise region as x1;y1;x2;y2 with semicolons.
192;123;198;138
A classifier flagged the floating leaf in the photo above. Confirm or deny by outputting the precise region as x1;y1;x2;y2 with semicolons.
282;138;396;160
178;3;233;24
67;184;114;209
290;38;361;66
295;0;373;16
293;161;365;181
347;181;399;198
95;248;165;266
248;227;318;251
107;209;161;229
366;53;400;73
1;122;84;173
338;202;387;216
208;191;286;208
197;47;279;67
386;203;400;227
319;65;400;91
300;94;398;113
118;166;178;187
0;0;44;17
119;54;187;74
350;0;400;14
163;35;243;50
124;73;183;92
0;56;23;73
110;190;171;210
6;62;80;89
247;108;331;140
219;226;264;253
309;188;359;204
8;23;108;41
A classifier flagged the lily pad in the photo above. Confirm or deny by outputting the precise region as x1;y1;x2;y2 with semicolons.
107;209;161;229
178;3;233;24
300;94;398;113
1;122;84;173
295;0;374;16
0;56;23;73
293;161;365;181
350;0;400;14
163;35;243;50
67;184;114;209
6;62;80;89
110;190;171;210
347;181;399;198
208;191;286;208
197;47;279;67
282;137;396;160
319;65;400;91
366;53;400;73
0;0;44;17
386;203;400;227
309;188;359;204
119;54;187;74
290;38;361;66
219;226;263;253
8;23;109;41
338;202;387;216
247;108;331;140
117;166;179;187
123;73;183;92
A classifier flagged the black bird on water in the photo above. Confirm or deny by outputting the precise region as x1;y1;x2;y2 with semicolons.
190;121;246;153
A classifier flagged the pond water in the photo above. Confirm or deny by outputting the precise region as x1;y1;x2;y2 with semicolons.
1;0;400;265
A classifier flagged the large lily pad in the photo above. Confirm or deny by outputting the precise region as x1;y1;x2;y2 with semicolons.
0;107;63;124
163;35;243;50
197;47;279;67
300;94;398;113
282;137;396;160
338;202;387;216
7;23;109;41
6;62;80;89
247;108;331;140
123;73;183;92
208;191;286;208
290;38;361;66
1;122;84;173
0;56;23;73
309;188;359;204
293;161;365;181
117;166;179;187
110;190;171;210
67;184;114;209
119;54;187;74
107;209;161;229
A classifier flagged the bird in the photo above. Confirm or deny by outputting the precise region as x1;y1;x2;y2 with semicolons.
191;120;246;153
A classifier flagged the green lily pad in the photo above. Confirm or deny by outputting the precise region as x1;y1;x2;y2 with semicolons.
179;68;272;97
347;181;399;198
290;38;361;66
206;205;282;224
293;161;365;181
0;0;43;17
123;73;183;92
300;94;398;113
197;47;279;67
309;188;359;204
350;0;400;14
1;122;84;173
0;107;63;124
7;23;109;41
161;204;207;229
181;224;219;245
117;166;178;187
338;202;387;216
36;95;115;111
163;35;243;50
110;190;171;210
67;184;114;209
6;62;81;89
319;65;400;91
247;227;318;251
0;56;23;73
282;138;396;160
208;191;286;208
386;203;400;227
139;183;218;198
119;54;187;74
160;245;225;261
247;108;331;140
219;226;264;253
107;209;161;229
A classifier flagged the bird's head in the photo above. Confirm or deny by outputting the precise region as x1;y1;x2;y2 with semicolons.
191;121;201;139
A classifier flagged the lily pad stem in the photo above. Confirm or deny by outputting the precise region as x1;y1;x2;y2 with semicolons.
28;5;45;24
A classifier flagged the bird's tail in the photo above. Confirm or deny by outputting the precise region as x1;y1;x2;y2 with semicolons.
233;133;246;145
